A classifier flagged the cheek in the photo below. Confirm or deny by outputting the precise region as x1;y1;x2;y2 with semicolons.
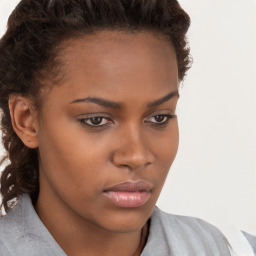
150;121;179;186
153;120;179;164
37;117;109;199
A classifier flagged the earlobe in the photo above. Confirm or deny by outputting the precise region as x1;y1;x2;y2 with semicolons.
8;95;39;148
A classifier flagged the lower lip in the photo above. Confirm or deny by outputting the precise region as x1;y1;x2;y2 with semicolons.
103;191;151;208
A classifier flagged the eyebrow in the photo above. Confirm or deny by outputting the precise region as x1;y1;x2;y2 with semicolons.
70;90;179;109
147;90;179;108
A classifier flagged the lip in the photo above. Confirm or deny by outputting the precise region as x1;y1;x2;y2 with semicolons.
103;180;152;208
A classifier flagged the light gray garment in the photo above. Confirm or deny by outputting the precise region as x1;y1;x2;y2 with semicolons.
0;193;255;256
243;232;256;255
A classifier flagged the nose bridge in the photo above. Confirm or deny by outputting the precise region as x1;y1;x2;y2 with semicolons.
112;123;155;170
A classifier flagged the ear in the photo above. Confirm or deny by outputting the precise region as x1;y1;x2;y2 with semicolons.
8;95;39;148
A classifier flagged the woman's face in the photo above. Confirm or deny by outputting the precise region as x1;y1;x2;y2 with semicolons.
36;31;179;232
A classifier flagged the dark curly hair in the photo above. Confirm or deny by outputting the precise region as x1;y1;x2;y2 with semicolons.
0;0;191;214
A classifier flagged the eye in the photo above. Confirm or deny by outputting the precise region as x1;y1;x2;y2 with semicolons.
79;116;112;127
145;114;176;126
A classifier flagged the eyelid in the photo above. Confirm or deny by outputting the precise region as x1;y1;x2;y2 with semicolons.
144;109;176;120
76;112;113;118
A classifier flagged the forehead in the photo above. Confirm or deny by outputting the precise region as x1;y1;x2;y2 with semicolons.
62;30;176;58
43;31;178;107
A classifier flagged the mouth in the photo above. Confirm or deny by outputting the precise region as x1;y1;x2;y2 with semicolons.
103;180;152;208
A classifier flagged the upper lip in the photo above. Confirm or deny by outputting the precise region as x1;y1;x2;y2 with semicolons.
104;180;152;192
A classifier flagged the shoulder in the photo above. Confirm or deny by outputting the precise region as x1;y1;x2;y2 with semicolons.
0;214;13;256
0;199;24;238
147;207;256;256
0;194;67;256
0;196;37;255
153;207;228;240
156;210;256;254
144;207;232;255
242;231;256;254
0;244;10;256
0;242;11;256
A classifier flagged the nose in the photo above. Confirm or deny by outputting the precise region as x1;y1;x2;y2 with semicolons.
111;127;155;171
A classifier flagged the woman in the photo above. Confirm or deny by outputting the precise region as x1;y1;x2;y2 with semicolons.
0;0;255;255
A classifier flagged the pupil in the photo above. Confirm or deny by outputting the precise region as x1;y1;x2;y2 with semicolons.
155;115;164;122
91;117;102;125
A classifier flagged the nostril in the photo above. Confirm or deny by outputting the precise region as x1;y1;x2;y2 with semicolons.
145;162;152;167
111;149;155;170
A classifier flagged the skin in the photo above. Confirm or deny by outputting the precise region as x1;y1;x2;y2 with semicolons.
9;31;179;256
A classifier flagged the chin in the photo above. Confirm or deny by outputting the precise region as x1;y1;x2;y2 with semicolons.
92;205;153;233
100;219;147;234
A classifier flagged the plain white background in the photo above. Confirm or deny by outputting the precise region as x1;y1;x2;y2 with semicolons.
0;0;255;235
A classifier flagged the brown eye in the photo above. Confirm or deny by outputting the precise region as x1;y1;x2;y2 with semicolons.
145;114;176;126
90;117;103;125
154;115;165;123
79;116;112;128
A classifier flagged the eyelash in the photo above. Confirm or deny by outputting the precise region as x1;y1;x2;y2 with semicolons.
79;114;176;129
